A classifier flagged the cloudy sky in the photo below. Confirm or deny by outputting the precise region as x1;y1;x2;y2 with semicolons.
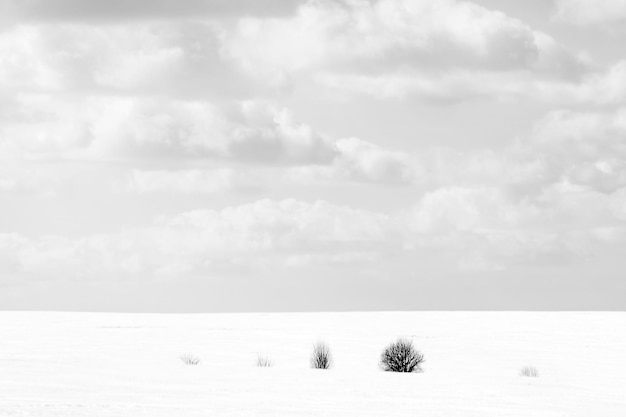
1;0;625;312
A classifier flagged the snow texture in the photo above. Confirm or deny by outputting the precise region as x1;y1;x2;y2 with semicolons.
1;311;625;416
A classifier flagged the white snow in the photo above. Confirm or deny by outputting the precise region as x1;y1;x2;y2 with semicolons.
1;311;624;416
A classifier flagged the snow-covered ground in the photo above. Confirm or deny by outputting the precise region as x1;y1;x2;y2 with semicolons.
1;312;624;416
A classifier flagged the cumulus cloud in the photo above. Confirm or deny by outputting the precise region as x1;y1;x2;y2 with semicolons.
3;183;626;281
0;0;300;22
127;168;265;194
406;183;626;270
225;0;573;73
609;187;626;220
398;106;626;267
127;147;416;195
0;22;254;97
0;96;337;165
1;0;625;304
411;106;626;196
0;1;616;105
555;0;626;24
0;199;395;279
316;59;626;104
333;137;415;184
222;0;588;102
565;60;626;105
527;107;626;193
0;94;416;190
0;178;17;192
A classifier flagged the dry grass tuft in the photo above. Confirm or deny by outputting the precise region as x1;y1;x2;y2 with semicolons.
180;353;201;365
257;354;273;367
519;366;539;377
310;341;332;369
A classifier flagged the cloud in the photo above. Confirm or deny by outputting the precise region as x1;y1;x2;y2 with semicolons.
565;60;626;105
0;199;395;279
0;0;300;23
0;2;615;105
0;233;26;273
0;178;17;191
409;106;626;196
333;137;415;184
126;145;416;195
0;96;338;165
3;182;626;282
0;94;416;190
226;0;567;73
314;57;626;104
527;107;626;193
609;187;626;220
409;187;534;233
5;96;625;200
0;22;253;97
222;0;587;101
406;184;626;270
127;168;263;194
555;0;626;24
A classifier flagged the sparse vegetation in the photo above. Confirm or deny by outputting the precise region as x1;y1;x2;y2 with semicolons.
310;341;332;369
257;354;273;367
180;353;201;365
380;338;424;373
519;366;539;377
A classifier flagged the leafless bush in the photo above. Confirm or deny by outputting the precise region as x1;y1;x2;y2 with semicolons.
519;366;539;377
257;354;273;367
310;341;332;369
180;353;201;365
380;338;424;373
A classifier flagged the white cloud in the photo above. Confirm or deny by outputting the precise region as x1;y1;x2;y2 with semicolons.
609;188;626;220
0;94;416;190
566;60;626;105
0;0;300;22
333;137;415;184
555;0;626;24
0;2;614;106
0;177;17;191
410;106;626;195
0;22;252;97
226;0;564;72
222;0;587;102
3;182;626;281
409;187;535;233
0;96;338;165
314;57;626;104
528;107;626;192
415;148;548;192
0;233;25;273
0;199;395;279
406;184;626;270
127;168;263;194
0;0;624;311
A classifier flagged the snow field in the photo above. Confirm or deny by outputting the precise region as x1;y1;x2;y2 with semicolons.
1;312;625;416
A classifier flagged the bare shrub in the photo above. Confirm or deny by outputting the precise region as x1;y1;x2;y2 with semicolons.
380;338;424;373
180;353;201;365
310;341;332;369
257;354;273;367
519;366;539;377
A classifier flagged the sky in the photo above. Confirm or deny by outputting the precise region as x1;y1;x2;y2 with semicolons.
1;0;626;312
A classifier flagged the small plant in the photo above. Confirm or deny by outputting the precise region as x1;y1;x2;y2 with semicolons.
310;341;332;369
256;354;273;367
180;353;201;365
380;338;424;373
519;366;539;377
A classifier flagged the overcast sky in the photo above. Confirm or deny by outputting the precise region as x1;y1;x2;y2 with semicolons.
1;0;626;312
